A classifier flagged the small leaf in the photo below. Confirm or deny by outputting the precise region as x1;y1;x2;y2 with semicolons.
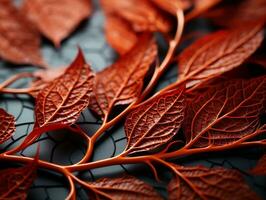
168;165;261;200
184;77;266;147
0;155;38;200
0;0;44;66
101;0;172;33
251;154;266;176
0;109;15;144
94;33;157;117
22;0;92;46
104;14;137;55
124;86;185;155
151;0;192;15
35;49;94;128
88;175;163;200
178;23;264;88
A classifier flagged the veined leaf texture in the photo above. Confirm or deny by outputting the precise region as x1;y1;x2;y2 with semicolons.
0;109;15;144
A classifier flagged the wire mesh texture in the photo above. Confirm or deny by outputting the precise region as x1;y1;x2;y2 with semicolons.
0;0;265;200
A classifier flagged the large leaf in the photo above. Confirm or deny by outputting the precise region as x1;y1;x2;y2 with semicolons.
101;0;172;33
0;155;38;200
0;109;15;144
23;0;92;46
0;0;44;66
88;175;163;200
178;23;264;87
251;154;266;176
124;86;185;155
168;165;261;200
35;49;94;128
94;33;157;117
104;14;137;55
184;77;266;147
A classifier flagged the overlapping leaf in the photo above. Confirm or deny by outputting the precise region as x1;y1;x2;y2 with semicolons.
104;14;137;55
93;33;157;117
23;0;92;46
0;0;44;66
88;175;163;200
0;109;15;144
151;0;192;15
124;86;185;155
168;165;261;200
0;155;38;200
184;77;266;147
251;154;266;176
178;23;264;88
35;49;94;128
101;0;172;33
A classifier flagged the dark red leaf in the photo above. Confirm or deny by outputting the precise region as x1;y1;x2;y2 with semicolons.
101;0;172;33
124;86;185;155
22;0;92;46
35;49;94;128
251;154;266;176
88;175;163;200
184;77;266;147
0;109;15;144
0;154;38;200
168;165;261;200
0;0;44;66
93;33;157;117
104;14;138;55
178;23;264;88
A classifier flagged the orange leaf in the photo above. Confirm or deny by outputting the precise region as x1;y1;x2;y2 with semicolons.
0;109;15;144
0;0;44;67
124;86;185;155
151;0;192;15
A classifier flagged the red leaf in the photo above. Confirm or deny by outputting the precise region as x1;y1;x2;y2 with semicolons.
0;155;38;200
178;23;264;88
0;109;15;144
104;14;138;55
101;0;172;33
22;0;92;47
93;33;157;117
35;49;94;128
168;165;261;200
251;154;266;176
88;175;163;200
0;0;44;66
124;86;185;155
184;77;266;147
151;0;192;15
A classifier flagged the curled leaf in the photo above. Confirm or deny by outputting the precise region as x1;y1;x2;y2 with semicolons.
105;14;138;55
0;109;15;144
184;77;266;147
178;23;264;88
94;33;157;117
251;154;266;176
35;49;94;128
88;175;163;200
23;0;92;46
0;155;38;200
101;0;172;33
0;0;44;66
168;165;261;200
124;86;185;155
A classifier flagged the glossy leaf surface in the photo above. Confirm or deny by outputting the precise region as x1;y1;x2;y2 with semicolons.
184;77;266;147
101;0;172;33
105;14;137;55
0;0;44;66
23;0;92;46
251;154;266;176
124;86;185;155
168;165;261;200
35;49;94;127
94;34;157;117
178;23;264;87
88;175;163;200
0;109;15;144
